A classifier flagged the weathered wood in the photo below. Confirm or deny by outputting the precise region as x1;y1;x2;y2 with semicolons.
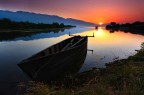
69;32;95;37
18;36;88;81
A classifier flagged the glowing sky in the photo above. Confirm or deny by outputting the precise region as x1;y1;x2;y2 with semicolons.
0;0;144;24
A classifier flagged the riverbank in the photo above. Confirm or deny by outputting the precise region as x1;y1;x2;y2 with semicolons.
17;43;144;95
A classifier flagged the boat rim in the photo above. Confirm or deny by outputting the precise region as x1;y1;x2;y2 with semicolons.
20;36;88;63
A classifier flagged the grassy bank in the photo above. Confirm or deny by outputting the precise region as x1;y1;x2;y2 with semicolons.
17;43;144;95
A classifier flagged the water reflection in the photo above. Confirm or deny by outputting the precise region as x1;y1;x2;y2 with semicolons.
72;27;144;71
106;27;144;36
0;27;144;94
0;27;92;41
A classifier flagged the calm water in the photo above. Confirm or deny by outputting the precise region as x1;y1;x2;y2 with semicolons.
0;27;144;94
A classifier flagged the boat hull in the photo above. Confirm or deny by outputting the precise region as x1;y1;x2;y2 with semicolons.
18;36;88;81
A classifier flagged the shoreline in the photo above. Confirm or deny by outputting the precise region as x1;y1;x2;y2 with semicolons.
17;43;144;95
0;27;75;32
0;27;75;41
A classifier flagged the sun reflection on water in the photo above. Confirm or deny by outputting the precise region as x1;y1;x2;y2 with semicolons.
71;27;144;71
95;28;105;37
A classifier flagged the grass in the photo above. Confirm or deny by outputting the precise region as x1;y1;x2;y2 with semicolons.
17;43;144;95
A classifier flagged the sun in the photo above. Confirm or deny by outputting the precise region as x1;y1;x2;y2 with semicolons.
99;22;103;25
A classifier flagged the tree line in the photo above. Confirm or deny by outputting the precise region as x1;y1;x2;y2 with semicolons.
106;21;144;35
0;18;75;30
106;21;144;30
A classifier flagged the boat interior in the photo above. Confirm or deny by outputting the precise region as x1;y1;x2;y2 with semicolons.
25;36;86;61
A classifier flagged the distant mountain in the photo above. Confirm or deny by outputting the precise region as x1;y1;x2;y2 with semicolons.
0;10;96;26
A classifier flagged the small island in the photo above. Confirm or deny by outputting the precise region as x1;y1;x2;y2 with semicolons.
106;21;144;35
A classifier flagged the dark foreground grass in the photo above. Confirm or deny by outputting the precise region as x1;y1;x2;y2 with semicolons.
17;43;144;95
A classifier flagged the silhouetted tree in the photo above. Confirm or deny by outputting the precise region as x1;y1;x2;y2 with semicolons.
52;22;60;28
110;22;116;26
0;18;12;29
60;23;64;28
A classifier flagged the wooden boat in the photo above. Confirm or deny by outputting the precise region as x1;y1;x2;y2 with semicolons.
18;36;88;81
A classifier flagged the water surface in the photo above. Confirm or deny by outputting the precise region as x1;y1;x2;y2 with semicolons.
0;27;144;94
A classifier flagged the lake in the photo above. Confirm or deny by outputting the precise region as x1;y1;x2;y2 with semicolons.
0;27;144;94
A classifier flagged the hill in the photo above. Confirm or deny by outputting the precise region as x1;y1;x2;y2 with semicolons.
0;10;96;27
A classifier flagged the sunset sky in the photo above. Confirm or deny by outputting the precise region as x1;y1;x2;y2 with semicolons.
0;0;144;24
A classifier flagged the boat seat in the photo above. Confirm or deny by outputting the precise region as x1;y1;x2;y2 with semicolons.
61;37;84;51
69;38;84;48
61;39;76;51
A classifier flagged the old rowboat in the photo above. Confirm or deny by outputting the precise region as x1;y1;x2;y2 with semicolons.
18;36;88;81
